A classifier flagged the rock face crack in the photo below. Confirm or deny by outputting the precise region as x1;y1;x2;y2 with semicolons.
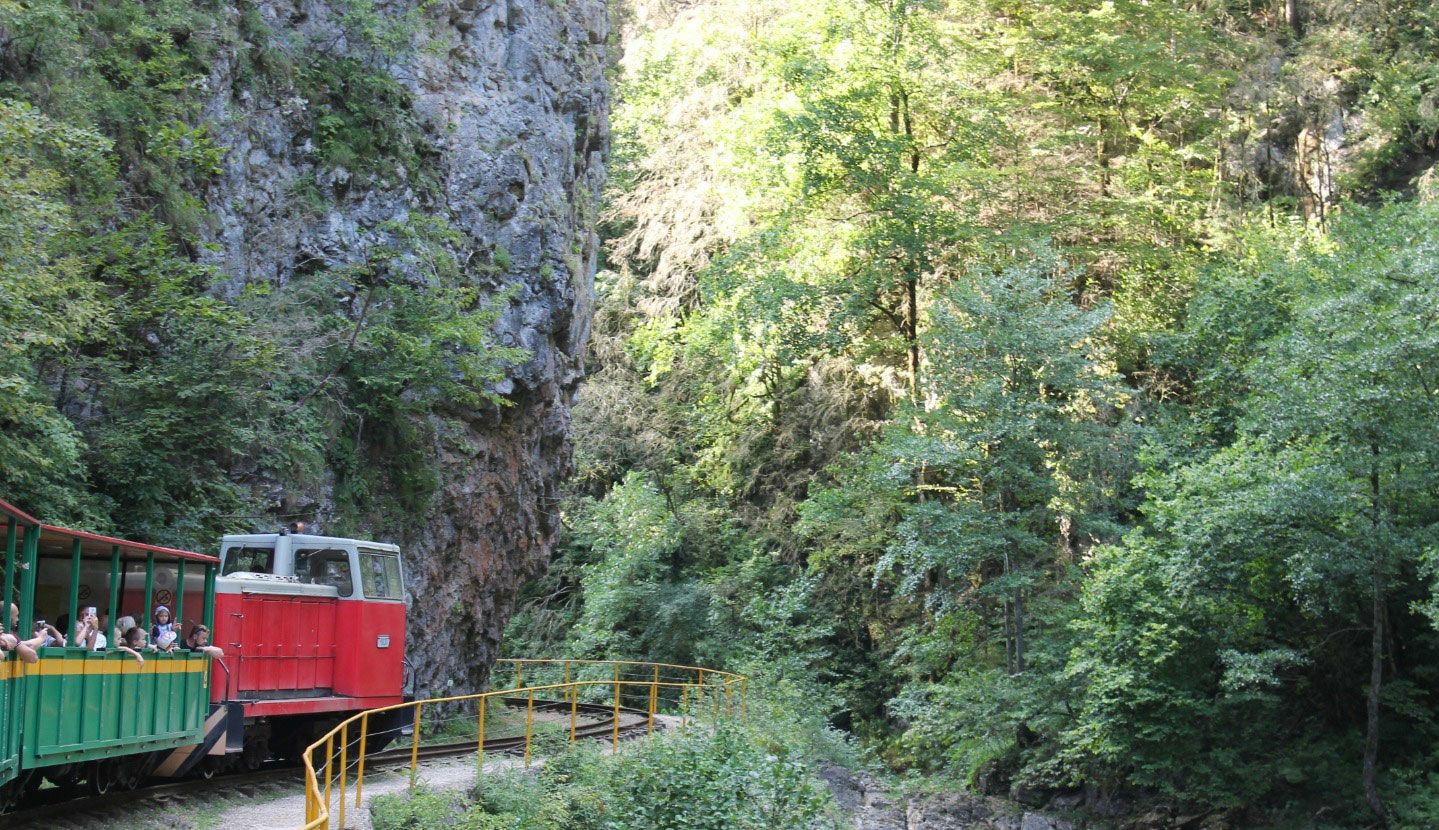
198;0;608;694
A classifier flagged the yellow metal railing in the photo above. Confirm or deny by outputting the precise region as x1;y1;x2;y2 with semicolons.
300;659;747;830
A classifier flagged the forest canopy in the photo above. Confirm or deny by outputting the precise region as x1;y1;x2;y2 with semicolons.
506;0;1439;826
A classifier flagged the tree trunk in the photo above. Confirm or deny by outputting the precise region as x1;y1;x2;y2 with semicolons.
1364;574;1387;826
1285;0;1303;39
1096;132;1111;198
1002;552;1014;673
1363;446;1387;825
1013;587;1026;674
905;276;920;396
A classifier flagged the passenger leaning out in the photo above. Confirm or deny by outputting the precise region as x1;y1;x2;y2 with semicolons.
115;626;147;666
184;624;224;658
2;604;38;664
113;615;136;647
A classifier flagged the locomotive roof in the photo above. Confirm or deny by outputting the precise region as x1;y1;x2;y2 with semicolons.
221;532;400;552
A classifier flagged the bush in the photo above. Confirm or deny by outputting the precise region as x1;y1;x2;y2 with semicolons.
372;787;466;830
372;719;842;830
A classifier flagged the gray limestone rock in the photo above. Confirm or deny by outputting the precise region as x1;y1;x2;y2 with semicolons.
195;0;607;693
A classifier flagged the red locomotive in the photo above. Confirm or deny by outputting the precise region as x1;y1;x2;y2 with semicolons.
162;528;410;775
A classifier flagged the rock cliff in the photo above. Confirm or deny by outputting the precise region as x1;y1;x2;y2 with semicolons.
199;0;608;693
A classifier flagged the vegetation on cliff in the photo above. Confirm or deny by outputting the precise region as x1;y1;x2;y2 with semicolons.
507;0;1439;825
0;0;525;545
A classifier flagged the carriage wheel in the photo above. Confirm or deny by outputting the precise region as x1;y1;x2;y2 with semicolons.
86;758;119;796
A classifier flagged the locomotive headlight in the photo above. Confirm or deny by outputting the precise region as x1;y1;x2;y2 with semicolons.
377;634;391;649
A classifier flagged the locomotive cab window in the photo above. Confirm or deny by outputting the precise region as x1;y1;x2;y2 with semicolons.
358;549;402;600
294;548;353;597
222;545;275;575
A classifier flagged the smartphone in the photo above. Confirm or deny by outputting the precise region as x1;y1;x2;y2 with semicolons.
84;606;97;618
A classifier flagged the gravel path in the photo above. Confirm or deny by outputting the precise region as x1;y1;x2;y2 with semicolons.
210;752;516;830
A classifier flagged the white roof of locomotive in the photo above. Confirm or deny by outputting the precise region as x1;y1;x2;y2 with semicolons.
220;533;400;552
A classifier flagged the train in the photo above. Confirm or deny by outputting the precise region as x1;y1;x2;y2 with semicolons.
0;497;411;809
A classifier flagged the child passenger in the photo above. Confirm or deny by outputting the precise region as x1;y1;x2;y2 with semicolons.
115;626;147;666
151;605;177;651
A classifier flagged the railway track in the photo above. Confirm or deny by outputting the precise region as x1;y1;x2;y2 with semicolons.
3;698;656;829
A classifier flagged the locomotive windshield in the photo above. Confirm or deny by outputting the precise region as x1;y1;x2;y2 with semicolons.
222;545;275;575
294;547;353;596
358;548;402;600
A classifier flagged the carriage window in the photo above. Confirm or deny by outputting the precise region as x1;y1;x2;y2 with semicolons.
358;550;402;600
222;546;275;575
294;548;352;597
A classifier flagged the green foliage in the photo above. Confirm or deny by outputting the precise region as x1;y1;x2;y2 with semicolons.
373;720;841;830
511;0;1439;824
0;0;522;548
299;55;436;190
0;100;111;525
1063;201;1439;807
373;787;466;830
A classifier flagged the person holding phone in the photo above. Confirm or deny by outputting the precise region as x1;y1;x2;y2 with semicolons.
73;608;106;651
33;617;63;648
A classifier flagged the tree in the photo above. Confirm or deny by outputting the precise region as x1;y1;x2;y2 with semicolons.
1070;202;1439;815
1240;203;1439;823
0;100;110;525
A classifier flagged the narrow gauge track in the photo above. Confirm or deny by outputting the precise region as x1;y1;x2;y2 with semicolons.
4;698;655;829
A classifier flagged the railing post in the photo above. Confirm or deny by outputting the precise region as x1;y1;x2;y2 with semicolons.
514;662;522;690
17;525;37;648
323;733;334;826
725;679;733;717
142;552;155;632
612;672;621;752
202;564;216;631
409;704;423;789
107;545;120;641
305;764;318;825
569;680;578;742
66;538;81;643
477;695;487;771
681;684;689;728
524;689;535;767
174;560;185;636
648;665;658;736
337;722;348;829
356;712;369;809
2;518;15;634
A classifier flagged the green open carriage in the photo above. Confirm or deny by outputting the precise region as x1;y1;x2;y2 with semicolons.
0;498;220;805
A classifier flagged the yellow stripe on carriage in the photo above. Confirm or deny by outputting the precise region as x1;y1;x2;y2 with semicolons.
24;658;208;677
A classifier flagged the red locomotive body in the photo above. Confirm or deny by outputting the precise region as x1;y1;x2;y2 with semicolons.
174;532;409;767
